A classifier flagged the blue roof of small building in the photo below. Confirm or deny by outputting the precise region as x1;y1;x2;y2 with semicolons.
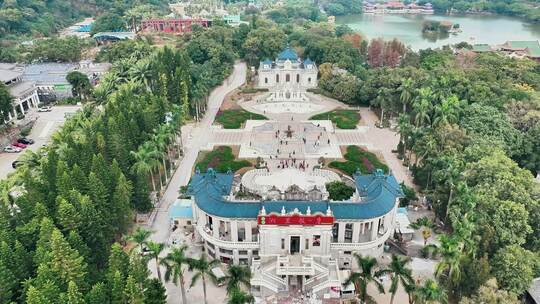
169;199;193;220
262;58;273;65
187;169;403;220
304;58;314;65
277;47;299;61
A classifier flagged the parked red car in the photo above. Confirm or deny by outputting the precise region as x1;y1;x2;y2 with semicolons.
12;142;27;149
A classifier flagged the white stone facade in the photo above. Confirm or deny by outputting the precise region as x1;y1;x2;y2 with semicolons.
257;47;318;90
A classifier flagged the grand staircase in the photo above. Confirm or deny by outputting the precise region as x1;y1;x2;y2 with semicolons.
251;255;341;296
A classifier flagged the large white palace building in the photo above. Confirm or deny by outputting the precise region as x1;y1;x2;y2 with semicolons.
185;47;403;299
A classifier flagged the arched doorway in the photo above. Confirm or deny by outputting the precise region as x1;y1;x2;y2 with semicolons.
296;74;300;83
276;74;279;83
286;74;290;82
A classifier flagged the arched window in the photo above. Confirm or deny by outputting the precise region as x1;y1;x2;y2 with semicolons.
332;223;339;242
286;74;290;82
296;74;300;83
276;74;279;83
264;77;268;84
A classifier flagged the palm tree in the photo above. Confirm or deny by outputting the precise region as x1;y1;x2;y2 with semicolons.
343;253;385;304
152;132;169;185
432;95;460;127
399;78;414;114
127;227;151;253
227;288;255;304
397;114;413;163
146;241;166;282
413;88;433;127
433;156;463;223
415;279;447;304
223;264;252;294
162;245;190;304
130;58;153;91
188;254;221;304
130;142;161;192
387;255;414;304
435;236;463;295
404;281;417;304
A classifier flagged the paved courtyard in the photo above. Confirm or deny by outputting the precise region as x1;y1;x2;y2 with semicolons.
0;106;81;179
145;62;418;303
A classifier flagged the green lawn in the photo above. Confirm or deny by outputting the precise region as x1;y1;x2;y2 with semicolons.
216;109;267;129
196;146;252;173
310;109;360;129
329;146;388;176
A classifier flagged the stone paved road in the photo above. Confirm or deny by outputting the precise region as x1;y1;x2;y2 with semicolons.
146;62;246;304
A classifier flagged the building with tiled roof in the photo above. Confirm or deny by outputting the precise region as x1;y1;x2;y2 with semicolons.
500;40;540;61
0;64;39;123
187;168;402;297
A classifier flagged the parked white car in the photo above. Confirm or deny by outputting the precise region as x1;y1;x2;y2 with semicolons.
3;146;22;153
37;106;52;112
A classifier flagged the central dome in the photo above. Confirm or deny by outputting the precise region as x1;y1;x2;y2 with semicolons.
277;47;298;61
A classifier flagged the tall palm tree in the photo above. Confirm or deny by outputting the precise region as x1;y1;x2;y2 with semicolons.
127;227;151;253
223;264;252;294
397;114;413;163
415;279;447;304
433;156;463;223
130;58;153;91
387;255;414;304
162;245;190;304
343;253;385;304
432;95;460;127
413;88;433;127
435;236;463;295
399;78;414;114
188;254;221;304
227;288;255;304
404;281;417;304
130;142;161;192
152;132;169;184
146;241;166;282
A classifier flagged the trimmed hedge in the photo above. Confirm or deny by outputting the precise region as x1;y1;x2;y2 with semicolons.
196;146;252;173
216;109;267;129
310;109;360;129
329;146;388;176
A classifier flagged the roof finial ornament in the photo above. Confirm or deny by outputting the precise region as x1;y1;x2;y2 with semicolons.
306;206;311;215
326;206;332;216
260;206;266;215
281;206;286;215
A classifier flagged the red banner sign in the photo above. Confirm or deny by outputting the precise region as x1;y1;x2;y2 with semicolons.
258;214;334;226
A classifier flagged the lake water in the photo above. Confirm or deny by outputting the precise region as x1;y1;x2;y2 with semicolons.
336;14;540;50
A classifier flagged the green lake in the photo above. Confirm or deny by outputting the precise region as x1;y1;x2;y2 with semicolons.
336;14;540;50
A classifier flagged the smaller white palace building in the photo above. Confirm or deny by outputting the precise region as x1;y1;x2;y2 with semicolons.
257;47;318;89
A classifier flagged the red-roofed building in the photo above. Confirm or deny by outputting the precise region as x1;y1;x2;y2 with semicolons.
141;18;210;34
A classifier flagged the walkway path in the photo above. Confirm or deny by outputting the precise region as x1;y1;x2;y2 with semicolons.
359;108;414;187
146;62;246;304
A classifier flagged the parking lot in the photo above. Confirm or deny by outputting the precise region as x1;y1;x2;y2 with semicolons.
0;106;81;179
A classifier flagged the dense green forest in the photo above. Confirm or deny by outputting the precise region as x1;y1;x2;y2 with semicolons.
0;0;167;38
0;22;237;302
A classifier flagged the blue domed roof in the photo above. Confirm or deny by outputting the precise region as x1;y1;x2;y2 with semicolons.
277;47;298;61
